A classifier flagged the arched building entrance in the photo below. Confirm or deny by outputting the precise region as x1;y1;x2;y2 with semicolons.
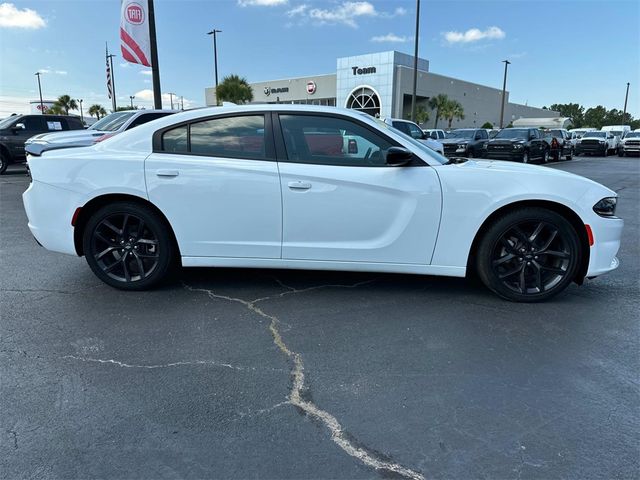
345;86;381;117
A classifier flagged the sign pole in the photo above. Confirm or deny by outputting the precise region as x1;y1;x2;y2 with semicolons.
35;72;44;113
148;0;162;109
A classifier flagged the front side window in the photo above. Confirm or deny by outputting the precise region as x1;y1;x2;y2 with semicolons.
23;117;44;131
279;114;395;167
406;123;425;140
190;115;265;159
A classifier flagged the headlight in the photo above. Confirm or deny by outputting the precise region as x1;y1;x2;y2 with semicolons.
456;143;467;149
599;140;605;144
513;143;524;150
482;143;488;149
593;197;617;217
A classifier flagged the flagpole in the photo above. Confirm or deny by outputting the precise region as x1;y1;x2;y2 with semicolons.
106;43;117;112
147;0;162;109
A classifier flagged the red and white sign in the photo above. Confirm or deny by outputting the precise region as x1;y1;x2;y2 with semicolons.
120;0;151;67
306;81;317;95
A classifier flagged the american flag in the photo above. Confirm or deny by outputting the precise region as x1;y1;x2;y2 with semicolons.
106;45;112;100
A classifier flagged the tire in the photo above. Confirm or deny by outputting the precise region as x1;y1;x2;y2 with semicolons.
603;148;608;157
467;149;474;159
0;151;7;175
542;149;550;163
475;207;581;302
618;149;624;157
522;151;529;163
82;201;176;290
566;148;573;161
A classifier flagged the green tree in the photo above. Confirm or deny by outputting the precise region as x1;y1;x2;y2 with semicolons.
47;104;65;115
481;121;494;129
428;94;450;129
549;103;585;128
53;94;78;115
406;105;430;125
215;74;253;105
583;105;608;129
441;99;465;128
88;104;107;119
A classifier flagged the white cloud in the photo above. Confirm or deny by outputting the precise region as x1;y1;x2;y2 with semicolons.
238;0;287;6
508;51;527;59
443;26;505;44
0;2;45;29
286;4;307;16
308;1;377;27
140;70;153;76
371;33;408;43
37;67;67;75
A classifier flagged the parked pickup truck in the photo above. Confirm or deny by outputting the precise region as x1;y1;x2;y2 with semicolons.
544;129;573;160
617;131;640;156
574;131;616;156
440;128;489;158
483;128;552;163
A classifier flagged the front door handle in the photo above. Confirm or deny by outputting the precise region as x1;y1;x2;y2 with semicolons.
156;169;179;177
288;181;311;190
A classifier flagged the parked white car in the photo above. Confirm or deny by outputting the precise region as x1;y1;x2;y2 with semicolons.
25;110;176;156
617;131;640;156
23;105;622;302
381;118;444;155
568;128;597;147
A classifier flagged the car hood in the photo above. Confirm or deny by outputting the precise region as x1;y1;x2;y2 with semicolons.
487;138;526;144
441;138;471;145
26;129;107;145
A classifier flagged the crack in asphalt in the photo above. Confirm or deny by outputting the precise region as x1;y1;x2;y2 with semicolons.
184;279;426;480
61;355;267;372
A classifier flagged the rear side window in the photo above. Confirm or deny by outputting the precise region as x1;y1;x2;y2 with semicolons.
189;115;265;159
127;112;171;130
162;125;188;153
392;121;410;136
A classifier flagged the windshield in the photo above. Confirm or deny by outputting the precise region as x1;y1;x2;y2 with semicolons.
373;118;447;165
624;132;640;138
495;129;529;139
584;132;606;138
89;111;136;131
446;130;475;139
0;115;20;129
609;131;623;136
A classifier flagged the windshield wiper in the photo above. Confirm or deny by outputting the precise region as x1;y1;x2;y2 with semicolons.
445;157;469;165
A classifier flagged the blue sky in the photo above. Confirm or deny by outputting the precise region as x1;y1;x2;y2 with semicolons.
1;0;638;117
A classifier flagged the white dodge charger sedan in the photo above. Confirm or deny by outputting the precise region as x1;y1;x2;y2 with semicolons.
23;105;623;301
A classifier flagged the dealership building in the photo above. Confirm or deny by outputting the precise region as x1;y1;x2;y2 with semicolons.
205;51;557;128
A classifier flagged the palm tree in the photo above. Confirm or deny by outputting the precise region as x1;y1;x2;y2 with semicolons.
442;100;465;128
88;104;107;119
427;94;449;129
53;95;78;115
216;74;253;105
47;104;65;115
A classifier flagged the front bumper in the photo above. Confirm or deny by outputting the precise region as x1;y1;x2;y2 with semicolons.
576;144;607;155
484;150;524;161
586;215;624;277
22;180;81;256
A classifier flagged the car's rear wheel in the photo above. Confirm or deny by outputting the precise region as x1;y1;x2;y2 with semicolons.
522;151;529;163
476;207;581;302
542;149;550;163
83;202;175;290
0;152;8;175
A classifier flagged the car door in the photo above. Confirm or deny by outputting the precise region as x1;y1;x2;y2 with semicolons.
275;112;441;264
9;116;46;160
145;113;282;258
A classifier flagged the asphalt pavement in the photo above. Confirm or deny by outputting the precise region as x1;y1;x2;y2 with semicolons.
1;156;638;479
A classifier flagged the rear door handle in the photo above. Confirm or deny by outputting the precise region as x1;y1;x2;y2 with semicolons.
156;169;179;177
288;181;311;190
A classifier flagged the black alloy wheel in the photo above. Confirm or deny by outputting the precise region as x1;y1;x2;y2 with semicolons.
542;149;550;163
83;202;175;290
476;207;581;302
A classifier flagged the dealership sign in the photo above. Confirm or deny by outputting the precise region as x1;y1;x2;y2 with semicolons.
352;66;376;75
306;81;316;95
120;0;151;67
264;86;289;97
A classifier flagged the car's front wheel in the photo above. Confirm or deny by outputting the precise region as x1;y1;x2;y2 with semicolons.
83;202;175;290
476;207;581;302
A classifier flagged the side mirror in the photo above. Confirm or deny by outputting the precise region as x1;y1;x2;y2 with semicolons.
12;123;25;132
385;147;413;166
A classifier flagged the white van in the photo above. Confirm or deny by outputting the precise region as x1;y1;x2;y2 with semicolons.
601;125;631;150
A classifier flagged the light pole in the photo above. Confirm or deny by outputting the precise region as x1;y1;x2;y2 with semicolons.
167;92;175;110
77;99;84;122
180;95;184;110
623;82;630;123
410;0;420;122
35;72;44;113
207;29;222;106
129;95;135;109
499;59;511;128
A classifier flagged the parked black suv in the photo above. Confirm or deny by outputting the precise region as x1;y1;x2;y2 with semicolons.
0;114;84;174
441;128;489;157
484;128;551;163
